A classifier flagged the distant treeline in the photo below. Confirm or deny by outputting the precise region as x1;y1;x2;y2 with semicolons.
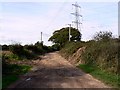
1;41;60;88
1;41;60;60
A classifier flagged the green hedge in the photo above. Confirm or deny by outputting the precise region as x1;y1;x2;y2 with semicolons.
60;41;85;58
81;39;118;74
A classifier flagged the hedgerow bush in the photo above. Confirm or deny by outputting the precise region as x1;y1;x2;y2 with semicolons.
82;40;118;71
9;44;24;56
51;44;61;51
60;41;85;58
2;41;57;61
81;31;118;74
2;45;9;51
60;31;118;75
9;44;35;59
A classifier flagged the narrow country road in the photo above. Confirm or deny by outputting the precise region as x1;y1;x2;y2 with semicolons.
8;52;110;88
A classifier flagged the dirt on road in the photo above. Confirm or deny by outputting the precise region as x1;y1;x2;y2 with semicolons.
8;52;110;88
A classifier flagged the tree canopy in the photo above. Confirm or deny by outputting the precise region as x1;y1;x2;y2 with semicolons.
94;31;112;41
48;27;82;47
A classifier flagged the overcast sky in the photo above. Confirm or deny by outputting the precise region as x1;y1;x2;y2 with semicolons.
0;0;118;46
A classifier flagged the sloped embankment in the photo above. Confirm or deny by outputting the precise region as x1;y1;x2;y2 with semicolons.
67;47;86;66
60;40;119;88
59;42;86;65
60;40;118;74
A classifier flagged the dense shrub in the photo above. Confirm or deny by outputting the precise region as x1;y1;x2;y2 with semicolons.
2;41;57;61
60;34;118;75
9;44;24;56
24;42;47;55
51;44;61;51
9;44;35;59
2;45;9;51
81;39;118;74
60;41;85;58
42;45;53;53
34;46;45;54
4;53;20;60
94;31;112;41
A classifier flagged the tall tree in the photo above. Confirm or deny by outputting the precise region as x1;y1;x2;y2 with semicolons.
48;27;82;47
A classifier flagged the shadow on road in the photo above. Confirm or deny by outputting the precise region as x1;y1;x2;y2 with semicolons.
7;52;109;88
9;65;85;88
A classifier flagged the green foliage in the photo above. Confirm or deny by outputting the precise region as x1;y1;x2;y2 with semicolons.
59;30;119;88
2;52;32;74
3;53;20;60
51;43;61;51
9;44;24;56
2;52;32;88
49;27;82;47
94;31;112;41
2;64;31;88
27;45;45;54
24;42;49;55
3;64;31;75
81;39;118;74
59;32;118;74
9;44;36;59
78;64;120;88
79;31;118;74
2;45;9;51
2;41;57;61
2;54;9;69
77;64;95;73
60;41;85;58
9;42;50;59
2;75;18;89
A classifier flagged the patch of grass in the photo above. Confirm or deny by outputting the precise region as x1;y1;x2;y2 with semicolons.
77;64;119;88
3;64;32;75
81;40;118;74
2;75;18;89
2;64;32;89
77;64;95;73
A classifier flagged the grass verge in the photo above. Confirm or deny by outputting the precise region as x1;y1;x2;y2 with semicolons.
77;64;119;88
2;64;32;89
2;75;18;89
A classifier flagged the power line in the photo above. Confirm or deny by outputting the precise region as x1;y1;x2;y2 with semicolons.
42;32;51;37
44;1;68;30
71;2;82;31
